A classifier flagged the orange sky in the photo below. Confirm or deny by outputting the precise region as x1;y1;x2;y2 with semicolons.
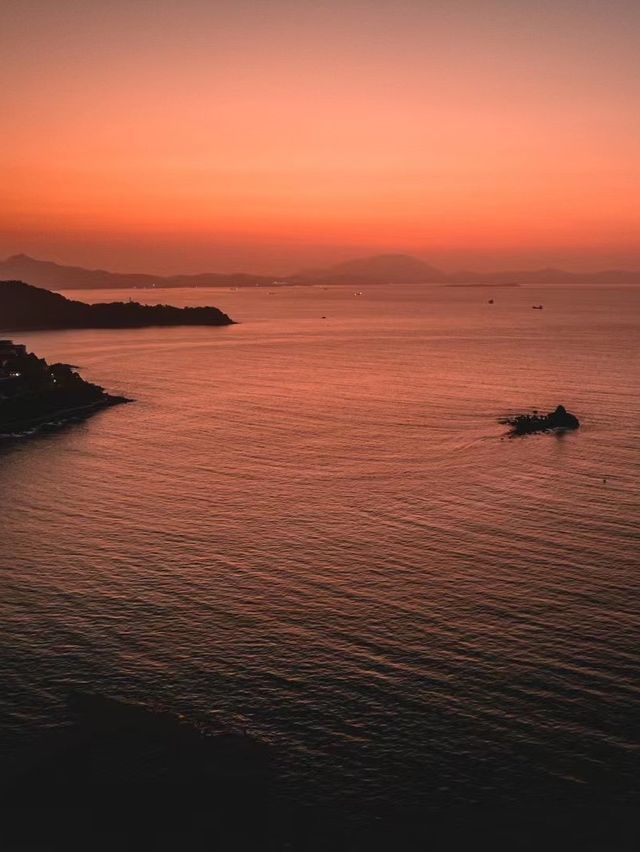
2;0;639;273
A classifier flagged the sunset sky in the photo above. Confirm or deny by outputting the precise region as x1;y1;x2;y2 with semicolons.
2;0;639;273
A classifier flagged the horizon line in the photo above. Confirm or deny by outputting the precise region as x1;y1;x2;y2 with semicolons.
4;251;640;280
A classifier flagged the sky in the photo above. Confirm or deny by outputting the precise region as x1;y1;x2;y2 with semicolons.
1;0;639;273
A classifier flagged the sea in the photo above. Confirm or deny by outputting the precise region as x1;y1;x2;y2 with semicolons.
1;282;639;820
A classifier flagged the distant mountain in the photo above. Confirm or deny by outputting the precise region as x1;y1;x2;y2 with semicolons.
294;253;448;284
1;252;639;291
296;254;640;285
446;267;640;285
0;254;271;290
0;280;233;330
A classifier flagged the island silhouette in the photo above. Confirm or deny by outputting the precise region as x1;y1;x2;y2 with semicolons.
502;405;580;436
0;280;234;330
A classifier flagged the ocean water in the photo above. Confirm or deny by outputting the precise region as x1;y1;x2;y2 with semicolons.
1;283;639;813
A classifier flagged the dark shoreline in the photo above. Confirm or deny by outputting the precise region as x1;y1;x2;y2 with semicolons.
0;394;131;441
4;693;636;851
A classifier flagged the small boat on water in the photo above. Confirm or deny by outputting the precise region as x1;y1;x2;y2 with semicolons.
532;304;543;310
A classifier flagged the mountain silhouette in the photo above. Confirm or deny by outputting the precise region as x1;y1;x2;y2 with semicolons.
0;254;270;290
294;253;448;284
1;253;639;290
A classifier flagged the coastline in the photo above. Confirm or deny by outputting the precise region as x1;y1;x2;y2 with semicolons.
0;280;236;332
0;394;131;441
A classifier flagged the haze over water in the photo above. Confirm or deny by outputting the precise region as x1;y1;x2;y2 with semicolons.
1;283;639;814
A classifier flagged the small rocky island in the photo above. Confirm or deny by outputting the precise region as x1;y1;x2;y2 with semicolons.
0;339;129;437
502;405;580;436
0;279;234;330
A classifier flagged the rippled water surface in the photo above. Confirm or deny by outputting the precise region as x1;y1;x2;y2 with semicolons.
1;283;639;810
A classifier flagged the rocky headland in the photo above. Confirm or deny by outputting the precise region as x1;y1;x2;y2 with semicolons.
0;339;129;437
0;279;234;330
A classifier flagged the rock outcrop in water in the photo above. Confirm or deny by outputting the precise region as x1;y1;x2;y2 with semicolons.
0;279;234;330
503;405;580;436
0;339;129;436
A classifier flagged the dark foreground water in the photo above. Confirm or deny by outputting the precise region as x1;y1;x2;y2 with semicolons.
1;283;638;822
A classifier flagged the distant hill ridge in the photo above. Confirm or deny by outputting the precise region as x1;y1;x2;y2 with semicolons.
1;252;639;290
0;254;272;290
294;253;448;284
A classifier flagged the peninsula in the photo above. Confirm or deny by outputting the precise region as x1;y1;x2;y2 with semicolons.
0;340;129;437
0;279;234;331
